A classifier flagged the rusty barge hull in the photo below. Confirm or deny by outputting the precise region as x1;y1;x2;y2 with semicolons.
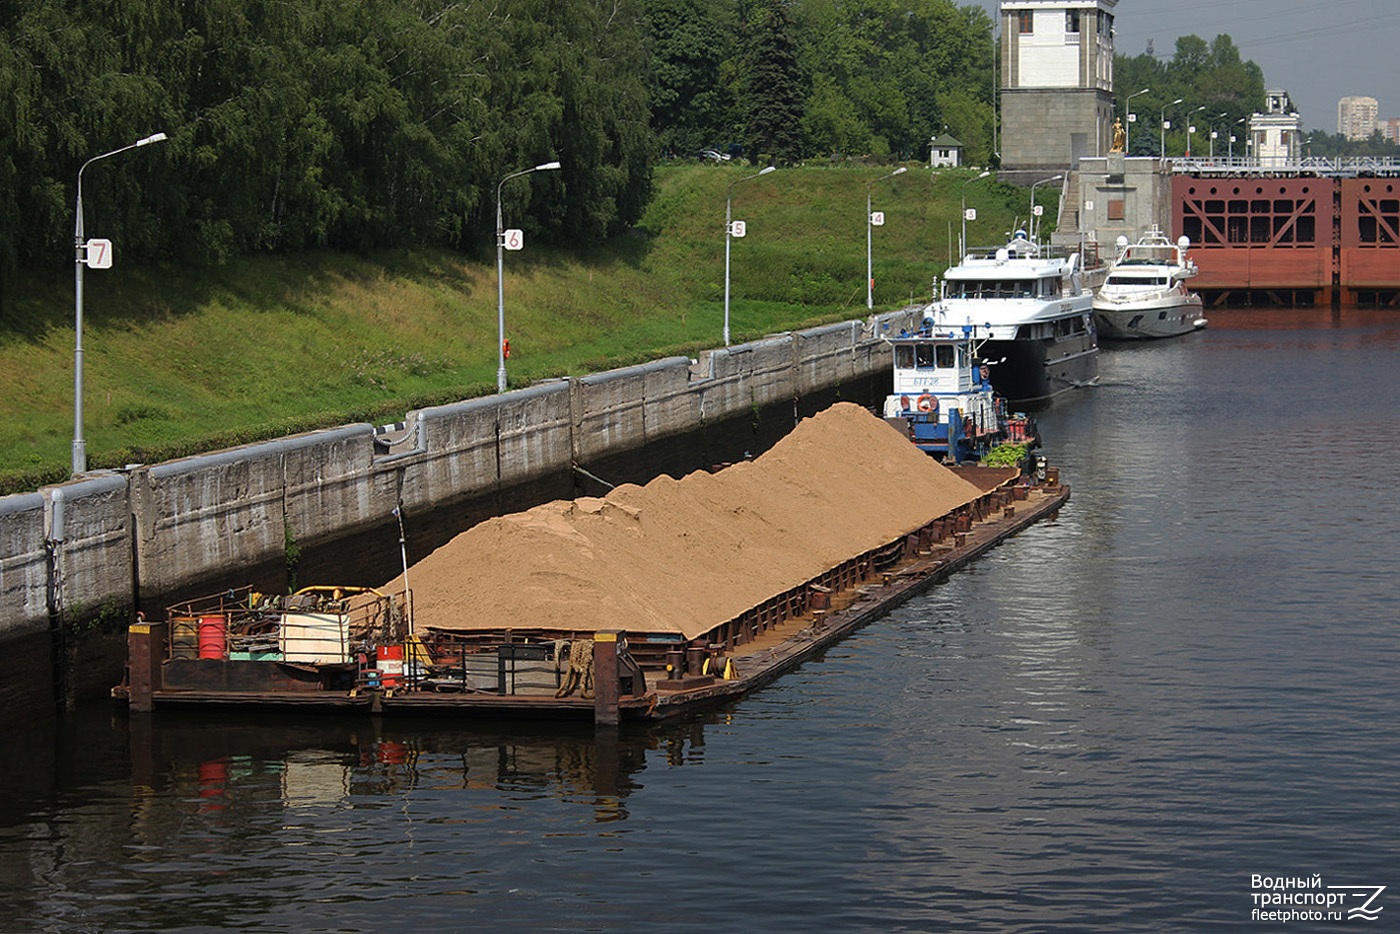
1173;175;1400;307
121;474;1069;725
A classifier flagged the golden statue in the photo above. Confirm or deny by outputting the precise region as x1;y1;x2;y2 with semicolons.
1110;118;1126;153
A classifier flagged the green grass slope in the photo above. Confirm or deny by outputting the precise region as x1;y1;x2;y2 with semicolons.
0;163;1056;492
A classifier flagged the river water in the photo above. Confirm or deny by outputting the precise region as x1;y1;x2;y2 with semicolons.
2;309;1397;933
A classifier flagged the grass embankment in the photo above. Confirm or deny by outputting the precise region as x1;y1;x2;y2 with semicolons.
0;163;1056;493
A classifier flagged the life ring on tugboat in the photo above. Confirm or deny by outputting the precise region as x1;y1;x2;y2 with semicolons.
916;393;937;413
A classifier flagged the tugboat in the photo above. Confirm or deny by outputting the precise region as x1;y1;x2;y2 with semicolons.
882;317;1038;464
1093;226;1207;339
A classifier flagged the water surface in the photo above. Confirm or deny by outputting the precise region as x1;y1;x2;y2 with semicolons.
3;309;1397;932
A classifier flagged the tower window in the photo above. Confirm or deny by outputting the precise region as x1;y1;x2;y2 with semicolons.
1066;11;1080;33
1017;11;1033;33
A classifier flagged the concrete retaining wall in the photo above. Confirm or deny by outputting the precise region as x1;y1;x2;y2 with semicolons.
1;492;48;635
1;311;921;653
54;475;133;619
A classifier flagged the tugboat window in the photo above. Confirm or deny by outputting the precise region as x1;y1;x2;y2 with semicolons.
895;345;915;368
916;345;936;368
936;345;956;368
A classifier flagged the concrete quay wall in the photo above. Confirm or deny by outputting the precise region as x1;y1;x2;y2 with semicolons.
1;312;919;653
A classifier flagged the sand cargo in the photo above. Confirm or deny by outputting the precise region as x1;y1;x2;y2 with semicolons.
118;404;1068;723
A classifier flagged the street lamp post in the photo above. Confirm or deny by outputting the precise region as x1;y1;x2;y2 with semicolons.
1160;97;1183;157
1186;105;1206;157
495;160;561;393
866;166;906;309
1125;87;1150;154
724;165;776;346
990;19;999;163
1204;114;1226;161
960;170;992;261
72;131;167;477
1029;174;1063;243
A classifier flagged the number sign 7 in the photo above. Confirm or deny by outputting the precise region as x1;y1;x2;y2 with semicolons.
85;239;113;269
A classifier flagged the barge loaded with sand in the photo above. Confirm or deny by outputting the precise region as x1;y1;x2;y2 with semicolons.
117;404;1068;724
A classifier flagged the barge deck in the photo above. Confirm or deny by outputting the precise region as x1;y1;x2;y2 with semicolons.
119;472;1069;724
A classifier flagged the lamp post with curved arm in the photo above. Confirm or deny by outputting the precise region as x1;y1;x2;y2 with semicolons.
960;170;992;260
73;131;167;476
1029;174;1063;243
724;165;776;346
495;160;561;393
1209;112;1228;160
866;166;906;309
1124;88;1150;154
1185;105;1206;157
1160;98;1183;157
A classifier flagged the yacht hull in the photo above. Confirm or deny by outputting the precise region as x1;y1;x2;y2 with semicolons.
984;331;1099;403
1094;293;1206;340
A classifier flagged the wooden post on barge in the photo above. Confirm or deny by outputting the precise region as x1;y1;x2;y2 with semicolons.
593;630;623;725
127;620;166;712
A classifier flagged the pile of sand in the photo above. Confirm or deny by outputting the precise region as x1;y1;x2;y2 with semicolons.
389;402;983;640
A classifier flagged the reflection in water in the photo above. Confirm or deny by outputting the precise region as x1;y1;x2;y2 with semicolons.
127;713;662;823
0;710;723;933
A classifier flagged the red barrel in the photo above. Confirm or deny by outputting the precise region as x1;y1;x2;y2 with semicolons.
197;615;227;659
376;644;404;687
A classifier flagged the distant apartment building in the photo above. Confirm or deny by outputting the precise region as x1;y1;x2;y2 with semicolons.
999;0;1117;172
1337;96;1378;141
1382;118;1400;145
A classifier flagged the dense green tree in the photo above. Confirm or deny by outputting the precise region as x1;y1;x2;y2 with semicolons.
937;89;994;166
742;0;805;164
645;0;741;157
0;0;656;287
792;0;994;161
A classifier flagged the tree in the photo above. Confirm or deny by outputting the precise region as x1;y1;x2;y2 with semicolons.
0;0;657;288
791;0;993;161
937;90;993;166
742;0;805;164
645;0;740;156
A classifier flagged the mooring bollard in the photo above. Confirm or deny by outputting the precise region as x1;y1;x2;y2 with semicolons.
593;630;623;726
126;619;167;713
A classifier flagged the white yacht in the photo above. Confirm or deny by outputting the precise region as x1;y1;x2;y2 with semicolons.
1093;227;1207;340
930;231;1098;404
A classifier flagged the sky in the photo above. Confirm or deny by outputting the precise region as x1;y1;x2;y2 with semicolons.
970;0;1400;132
